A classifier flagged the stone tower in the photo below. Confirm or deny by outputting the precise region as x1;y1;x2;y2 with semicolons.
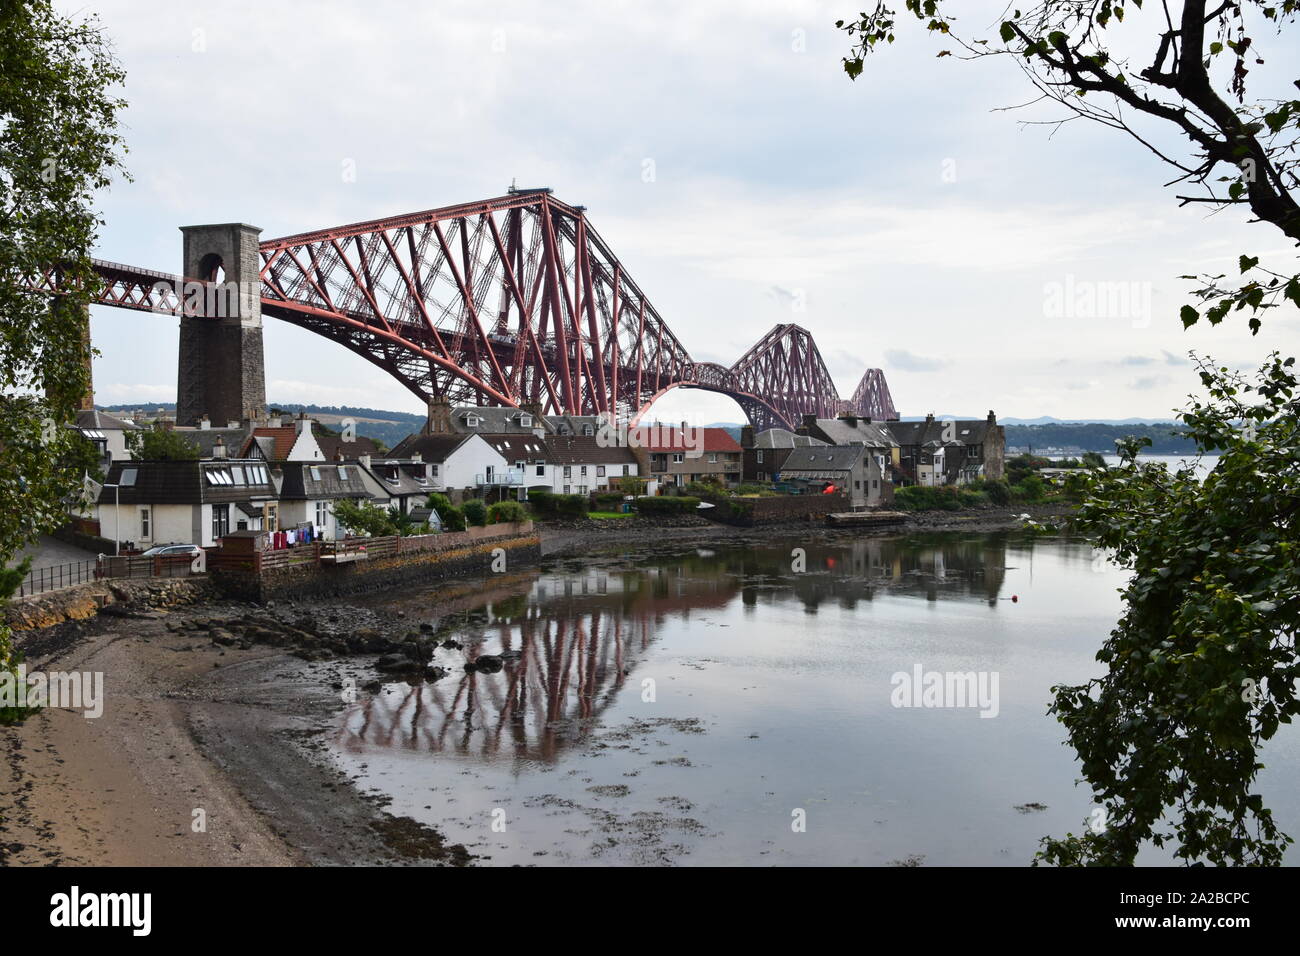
175;223;266;426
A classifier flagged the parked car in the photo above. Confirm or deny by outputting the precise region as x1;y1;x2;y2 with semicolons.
140;543;203;559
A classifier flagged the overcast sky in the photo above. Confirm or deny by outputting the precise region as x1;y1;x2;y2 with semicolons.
75;0;1298;423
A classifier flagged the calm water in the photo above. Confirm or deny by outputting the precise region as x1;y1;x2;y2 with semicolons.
332;531;1299;866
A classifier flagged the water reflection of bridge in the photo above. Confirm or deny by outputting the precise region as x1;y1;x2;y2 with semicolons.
338;534;1010;759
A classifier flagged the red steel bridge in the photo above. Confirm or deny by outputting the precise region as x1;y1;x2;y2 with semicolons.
44;190;899;430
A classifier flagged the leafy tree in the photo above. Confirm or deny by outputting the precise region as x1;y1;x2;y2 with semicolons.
838;2;1299;332
333;499;398;537
840;2;1300;864
1041;354;1298;865
126;424;199;460
0;1;128;723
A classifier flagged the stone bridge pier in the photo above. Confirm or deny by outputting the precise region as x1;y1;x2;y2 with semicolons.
175;222;266;426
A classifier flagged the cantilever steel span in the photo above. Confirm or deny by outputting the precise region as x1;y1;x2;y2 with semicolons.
71;191;899;430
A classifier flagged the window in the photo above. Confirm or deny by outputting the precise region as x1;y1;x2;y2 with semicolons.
622;465;630;475
756;450;764;463
672;453;684;464
310;466;322;480
466;413;480;428
139;507;150;539
708;453;717;463
119;467;138;487
758;472;767;481
596;465;606;477
263;503;278;532
316;500;329;529
519;414;531;427
337;466;349;480
431;464;440;477
211;503;230;541
580;465;588;477
536;464;545;476
563;466;572;478
582;424;593;436
562;485;571;494
230;465;245;484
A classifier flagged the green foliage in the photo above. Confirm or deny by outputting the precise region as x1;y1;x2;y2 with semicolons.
0;560;38;726
1037;355;1300;866
1;0;127;717
1080;451;1107;469
426;492;466;531
592;491;625;510
0;0;126;596
610;475;647;496
126;424;199;460
734;482;778;496
333;499;398;537
1011;473;1046;502
981;478;1012;506
894;485;963;511
526;490;588;518
461;498;488;527
634;495;701;515
486;500;528;524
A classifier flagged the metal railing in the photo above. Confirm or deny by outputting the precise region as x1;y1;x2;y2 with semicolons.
16;559;101;597
476;471;524;486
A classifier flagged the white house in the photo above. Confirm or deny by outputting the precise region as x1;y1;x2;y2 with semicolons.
275;461;373;540
542;435;639;495
96;458;279;550
389;432;510;493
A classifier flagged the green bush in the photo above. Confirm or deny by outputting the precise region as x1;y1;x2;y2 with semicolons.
335;499;399;536
526;490;588;518
461;498;488;527
635;495;701;515
982;478;1012;506
592;491;624;510
426;492;466;531
1011;473;1046;502
486;500;528;523
894;485;963;511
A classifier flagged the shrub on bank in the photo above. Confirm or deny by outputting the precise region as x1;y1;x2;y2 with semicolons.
527;490;589;518
486;500;528;524
634;495;701;515
461;498;488;527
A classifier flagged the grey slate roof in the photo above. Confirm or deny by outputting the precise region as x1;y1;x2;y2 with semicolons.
807;418;898;448
754;428;827;449
77;409;139;431
483;434;552;462
277;462;372;501
450;406;543;434
389;432;473;462
779;445;868;475
545;435;638;465
886;418;994;448
546;414;602;436
96;459;277;506
170;425;254;459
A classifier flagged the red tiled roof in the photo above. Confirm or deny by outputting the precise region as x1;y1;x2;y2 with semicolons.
631;426;741;453
243;426;296;459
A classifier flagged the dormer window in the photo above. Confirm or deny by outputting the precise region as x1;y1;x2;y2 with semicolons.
582;424;594;436
465;413;480;428
519;414;531;428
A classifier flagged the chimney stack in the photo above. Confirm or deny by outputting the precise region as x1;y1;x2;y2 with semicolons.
199;415;211;431
740;425;755;449
213;436;227;459
424;397;452;435
359;454;371;470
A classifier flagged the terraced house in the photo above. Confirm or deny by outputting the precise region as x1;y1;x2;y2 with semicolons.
630;425;742;488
